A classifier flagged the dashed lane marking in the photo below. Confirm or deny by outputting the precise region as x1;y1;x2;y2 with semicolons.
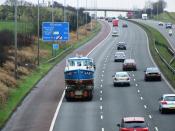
137;90;140;93
144;105;147;109
140;97;143;100
102;128;104;131
154;127;159;131
100;90;103;94
134;79;136;81
100;97;103;101
100;106;103;110
135;84;138;87
101;115;103;119
100;84;103;88
101;79;103;82
149;115;152;119
132;74;135;77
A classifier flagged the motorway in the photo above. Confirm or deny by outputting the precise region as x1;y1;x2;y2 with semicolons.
52;20;175;131
134;19;175;50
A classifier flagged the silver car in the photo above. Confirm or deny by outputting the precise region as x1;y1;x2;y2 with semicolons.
159;94;175;114
114;52;126;62
113;72;130;87
112;30;119;37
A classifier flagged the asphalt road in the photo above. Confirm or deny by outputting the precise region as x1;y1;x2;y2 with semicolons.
52;20;175;131
134;19;175;50
2;21;110;131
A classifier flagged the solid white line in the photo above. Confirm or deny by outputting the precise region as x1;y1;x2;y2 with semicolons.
49;21;112;131
102;128;104;131
49;91;65;131
149;115;152;119
154;127;159;131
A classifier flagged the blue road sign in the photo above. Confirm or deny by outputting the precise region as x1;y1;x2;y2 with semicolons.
53;44;59;50
42;22;69;42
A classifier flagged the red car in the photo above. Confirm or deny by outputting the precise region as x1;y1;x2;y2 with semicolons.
123;59;137;71
117;117;149;131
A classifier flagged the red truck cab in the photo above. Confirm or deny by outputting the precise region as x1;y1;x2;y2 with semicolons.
113;19;119;27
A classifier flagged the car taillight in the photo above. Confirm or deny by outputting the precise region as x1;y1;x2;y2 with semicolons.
142;128;149;131
121;128;130;131
83;91;88;97
161;101;167;104
70;91;74;97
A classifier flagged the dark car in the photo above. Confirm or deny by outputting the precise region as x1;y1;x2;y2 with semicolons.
122;23;128;27
165;23;172;29
123;59;137;71
117;42;126;50
117;117;149;131
144;67;161;81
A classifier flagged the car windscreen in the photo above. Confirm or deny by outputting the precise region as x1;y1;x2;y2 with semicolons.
122;121;147;128
164;96;175;101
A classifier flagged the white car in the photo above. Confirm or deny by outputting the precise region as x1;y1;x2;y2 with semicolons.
159;94;175;114
112;30;119;37
114;52;126;62
113;72;130;87
158;22;164;26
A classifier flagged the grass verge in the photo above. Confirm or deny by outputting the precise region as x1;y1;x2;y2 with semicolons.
131;21;175;88
0;21;101;128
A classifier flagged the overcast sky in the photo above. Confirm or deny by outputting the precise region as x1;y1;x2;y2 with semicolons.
0;0;174;16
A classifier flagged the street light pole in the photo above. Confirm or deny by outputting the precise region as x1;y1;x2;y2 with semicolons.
64;0;66;22
14;0;18;79
76;0;79;40
52;0;54;22
37;0;40;66
157;3;158;20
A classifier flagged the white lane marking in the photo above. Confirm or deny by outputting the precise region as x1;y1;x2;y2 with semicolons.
102;74;104;77
100;84;103;88
140;97;143;100
137;90;140;93
49;91;65;131
101;79;103;82
100;90;103;94
49;22;112;131
132;74;135;77
134;79;136;81
135;84;138;87
100;106;103;110
144;105;147;109
142;25;175;93
102;128;104;131
149;115;152;119
101;115;103;120
102;70;104;73
155;127;159;131
100;97;103;101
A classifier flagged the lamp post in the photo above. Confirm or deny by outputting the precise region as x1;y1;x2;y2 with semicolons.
76;0;79;40
14;0;18;78
37;0;40;66
64;0;66;22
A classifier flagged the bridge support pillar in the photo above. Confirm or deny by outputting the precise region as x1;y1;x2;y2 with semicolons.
104;11;107;18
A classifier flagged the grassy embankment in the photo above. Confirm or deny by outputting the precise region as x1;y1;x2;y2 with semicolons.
0;21;101;128
153;11;175;24
132;21;175;89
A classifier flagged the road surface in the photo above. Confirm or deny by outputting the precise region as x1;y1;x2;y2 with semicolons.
52;20;175;131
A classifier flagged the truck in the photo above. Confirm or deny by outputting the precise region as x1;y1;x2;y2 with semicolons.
64;56;95;101
112;19;119;27
142;14;148;20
